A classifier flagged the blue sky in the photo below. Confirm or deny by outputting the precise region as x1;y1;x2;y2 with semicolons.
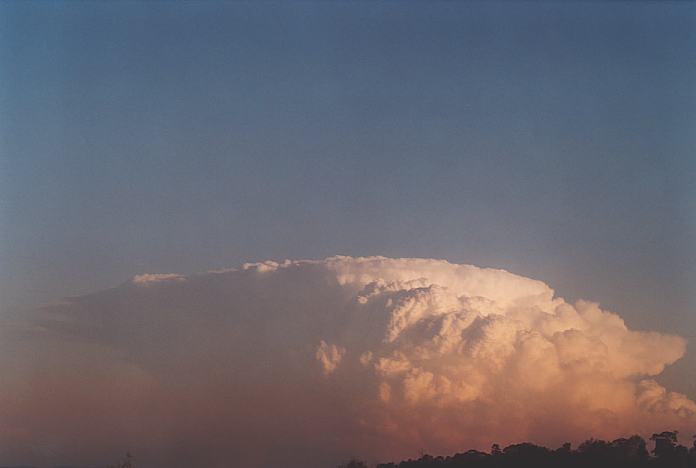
1;2;695;395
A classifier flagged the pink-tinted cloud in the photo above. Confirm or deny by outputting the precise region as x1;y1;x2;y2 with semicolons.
0;257;693;467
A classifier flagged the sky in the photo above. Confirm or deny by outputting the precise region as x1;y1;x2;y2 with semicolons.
0;0;695;461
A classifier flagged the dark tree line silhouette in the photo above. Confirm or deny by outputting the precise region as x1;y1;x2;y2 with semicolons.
340;431;696;468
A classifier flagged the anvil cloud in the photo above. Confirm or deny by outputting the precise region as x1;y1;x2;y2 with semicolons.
1;257;694;467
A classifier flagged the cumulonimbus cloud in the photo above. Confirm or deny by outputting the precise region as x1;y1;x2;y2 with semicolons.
0;256;693;467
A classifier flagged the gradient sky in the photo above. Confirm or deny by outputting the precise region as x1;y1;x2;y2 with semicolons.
1;1;695;398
